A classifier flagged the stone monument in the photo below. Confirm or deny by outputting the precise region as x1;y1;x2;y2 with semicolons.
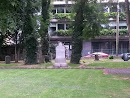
5;56;11;64
54;42;68;68
122;53;130;61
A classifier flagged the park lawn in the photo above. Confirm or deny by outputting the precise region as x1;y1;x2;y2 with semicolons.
0;63;20;67
87;62;130;68
0;69;130;98
0;62;53;68
39;62;53;67
69;59;130;68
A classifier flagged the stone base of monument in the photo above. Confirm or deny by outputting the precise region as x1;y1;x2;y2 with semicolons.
53;58;68;68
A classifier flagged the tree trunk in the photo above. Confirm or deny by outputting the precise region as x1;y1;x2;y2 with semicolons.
125;0;130;52
41;0;50;63
15;44;18;63
14;30;18;63
70;0;85;64
116;0;119;56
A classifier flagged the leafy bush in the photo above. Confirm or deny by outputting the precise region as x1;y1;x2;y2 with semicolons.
51;30;72;36
54;13;75;20
104;12;126;20
100;29;128;36
109;56;114;59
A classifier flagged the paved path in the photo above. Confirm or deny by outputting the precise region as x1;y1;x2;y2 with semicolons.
103;68;130;75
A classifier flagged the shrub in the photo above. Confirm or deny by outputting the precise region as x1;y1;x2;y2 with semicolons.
54;13;75;20
51;29;72;36
109;56;114;59
100;29;128;36
104;12;126;20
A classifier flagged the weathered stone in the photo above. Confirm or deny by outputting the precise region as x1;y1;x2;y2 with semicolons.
54;42;68;68
95;55;99;61
122;53;130;61
5;56;11;64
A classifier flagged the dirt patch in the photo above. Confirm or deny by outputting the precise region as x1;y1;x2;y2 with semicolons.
127;88;130;91
103;69;109;75
112;77;130;80
120;77;130;80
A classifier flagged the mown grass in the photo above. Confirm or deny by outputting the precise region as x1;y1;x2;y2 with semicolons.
0;58;130;69
39;62;53;67
68;59;130;68
0;69;129;98
0;63;20;67
87;62;130;68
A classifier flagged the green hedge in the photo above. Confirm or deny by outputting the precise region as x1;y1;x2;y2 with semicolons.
54;13;75;20
100;29;128;36
51;29;128;36
51;30;72;36
104;12;126;20
54;12;126;20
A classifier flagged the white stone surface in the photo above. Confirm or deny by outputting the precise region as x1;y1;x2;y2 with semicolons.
54;42;68;68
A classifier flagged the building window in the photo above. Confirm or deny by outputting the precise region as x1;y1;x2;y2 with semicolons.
58;24;64;30
52;9;56;14
66;7;71;13
110;5;117;12
110;26;116;29
57;7;64;13
119;26;127;29
66;24;70;30
104;7;109;12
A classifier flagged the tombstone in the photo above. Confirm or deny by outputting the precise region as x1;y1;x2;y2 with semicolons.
95;55;99;61
122;53;130;61
5;56;11;64
54;42;68;68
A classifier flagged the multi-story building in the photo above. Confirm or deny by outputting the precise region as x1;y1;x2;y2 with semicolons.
49;0;130;57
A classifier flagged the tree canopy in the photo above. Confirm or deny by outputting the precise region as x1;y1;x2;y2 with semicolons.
71;0;105;64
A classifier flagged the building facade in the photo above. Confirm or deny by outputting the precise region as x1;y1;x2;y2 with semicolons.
49;0;130;57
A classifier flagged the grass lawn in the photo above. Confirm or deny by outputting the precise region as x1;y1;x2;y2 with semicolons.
0;58;130;69
0;69;130;98
69;59;130;68
0;62;53;68
0;63;20;67
87;62;130;68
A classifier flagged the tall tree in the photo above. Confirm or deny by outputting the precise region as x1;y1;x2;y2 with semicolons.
23;0;38;64
116;0;119;56
70;0;104;64
40;0;51;62
0;0;22;62
125;0;130;52
70;0;85;64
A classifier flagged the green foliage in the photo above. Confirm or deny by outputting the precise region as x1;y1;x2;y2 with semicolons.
71;0;86;64
109;56;114;59
0;0;21;32
82;2;105;40
23;0;38;65
100;29;128;35
104;12;126;20
54;13;75;20
40;0;51;62
52;30;72;36
71;0;105;64
25;36;38;64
